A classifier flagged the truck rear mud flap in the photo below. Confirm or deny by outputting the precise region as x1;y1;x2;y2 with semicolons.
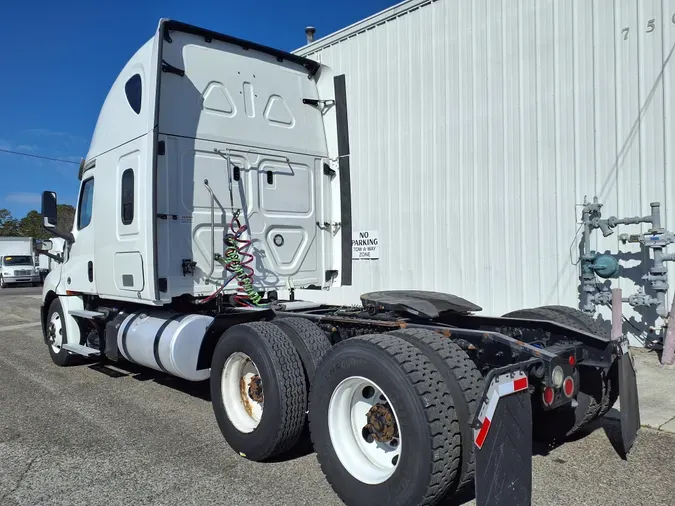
472;367;533;506
617;337;640;456
472;342;641;506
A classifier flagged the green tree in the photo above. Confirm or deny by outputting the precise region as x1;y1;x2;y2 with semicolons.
18;210;49;240
56;204;76;236
0;209;20;236
0;204;76;239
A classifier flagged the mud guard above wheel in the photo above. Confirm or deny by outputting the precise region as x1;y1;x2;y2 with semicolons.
473;366;534;506
617;337;640;456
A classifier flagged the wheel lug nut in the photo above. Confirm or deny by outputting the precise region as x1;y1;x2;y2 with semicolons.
361;427;374;443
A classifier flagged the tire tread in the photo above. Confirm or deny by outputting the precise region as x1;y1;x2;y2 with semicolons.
236;322;307;458
271;317;331;380
389;328;483;492
311;334;462;506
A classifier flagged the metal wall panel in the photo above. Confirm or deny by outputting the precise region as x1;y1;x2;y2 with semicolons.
295;0;675;345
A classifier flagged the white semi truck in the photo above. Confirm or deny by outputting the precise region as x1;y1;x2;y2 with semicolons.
37;19;640;506
0;236;41;288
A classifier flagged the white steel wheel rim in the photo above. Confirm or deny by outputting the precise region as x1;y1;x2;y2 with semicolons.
328;376;402;484
221;352;264;433
48;311;63;353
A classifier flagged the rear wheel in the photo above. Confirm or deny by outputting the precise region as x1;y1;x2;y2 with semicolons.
503;306;606;441
388;328;483;493
271;317;331;384
271;317;332;447
309;334;461;506
210;321;307;461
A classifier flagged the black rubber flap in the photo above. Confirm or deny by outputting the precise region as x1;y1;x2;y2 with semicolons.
360;290;482;319
475;390;532;506
618;351;641;456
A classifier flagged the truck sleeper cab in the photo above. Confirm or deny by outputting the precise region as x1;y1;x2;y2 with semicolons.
38;19;640;506
42;18;344;308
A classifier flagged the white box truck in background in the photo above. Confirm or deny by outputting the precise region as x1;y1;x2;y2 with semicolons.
0;237;41;288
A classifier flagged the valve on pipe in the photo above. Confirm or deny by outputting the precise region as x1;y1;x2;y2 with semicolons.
578;196;675;319
588;253;620;279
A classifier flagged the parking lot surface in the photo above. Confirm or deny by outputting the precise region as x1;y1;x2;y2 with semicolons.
1;293;674;506
0;286;43;298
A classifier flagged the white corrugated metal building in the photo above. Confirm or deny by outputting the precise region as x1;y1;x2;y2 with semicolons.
294;0;675;345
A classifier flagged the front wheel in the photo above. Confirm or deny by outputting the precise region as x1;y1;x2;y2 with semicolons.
45;298;76;366
309;335;461;506
0;276;6;288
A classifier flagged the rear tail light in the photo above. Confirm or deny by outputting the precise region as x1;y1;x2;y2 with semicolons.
542;386;555;406
563;376;575;398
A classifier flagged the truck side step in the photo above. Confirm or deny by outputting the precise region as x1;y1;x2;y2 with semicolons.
62;343;101;357
69;309;106;319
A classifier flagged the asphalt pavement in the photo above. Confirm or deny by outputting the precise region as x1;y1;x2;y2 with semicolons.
0;285;43;298
1;293;674;506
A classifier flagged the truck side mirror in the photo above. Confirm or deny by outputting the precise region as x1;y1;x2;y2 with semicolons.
42;191;58;229
37;240;53;252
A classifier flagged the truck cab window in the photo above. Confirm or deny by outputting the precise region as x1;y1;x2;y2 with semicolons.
121;169;134;224
2;255;33;266
78;178;95;230
125;74;142;114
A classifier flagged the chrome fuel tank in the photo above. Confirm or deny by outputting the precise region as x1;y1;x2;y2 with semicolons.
117;310;214;381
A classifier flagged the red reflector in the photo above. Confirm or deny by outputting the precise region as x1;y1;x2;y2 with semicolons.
543;387;554;406
513;377;528;392
475;417;491;448
569;355;576;366
563;377;575;398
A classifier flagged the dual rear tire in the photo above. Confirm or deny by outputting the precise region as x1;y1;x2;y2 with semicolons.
308;334;467;506
209;319;331;461
210;321;482;506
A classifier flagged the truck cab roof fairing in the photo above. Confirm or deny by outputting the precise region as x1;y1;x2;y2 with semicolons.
85;37;157;162
85;19;322;164
157;19;321;77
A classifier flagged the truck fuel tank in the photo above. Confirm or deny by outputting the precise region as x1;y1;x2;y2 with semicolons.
117;310;214;381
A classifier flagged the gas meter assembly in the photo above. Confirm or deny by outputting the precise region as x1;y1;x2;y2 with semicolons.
579;197;675;341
